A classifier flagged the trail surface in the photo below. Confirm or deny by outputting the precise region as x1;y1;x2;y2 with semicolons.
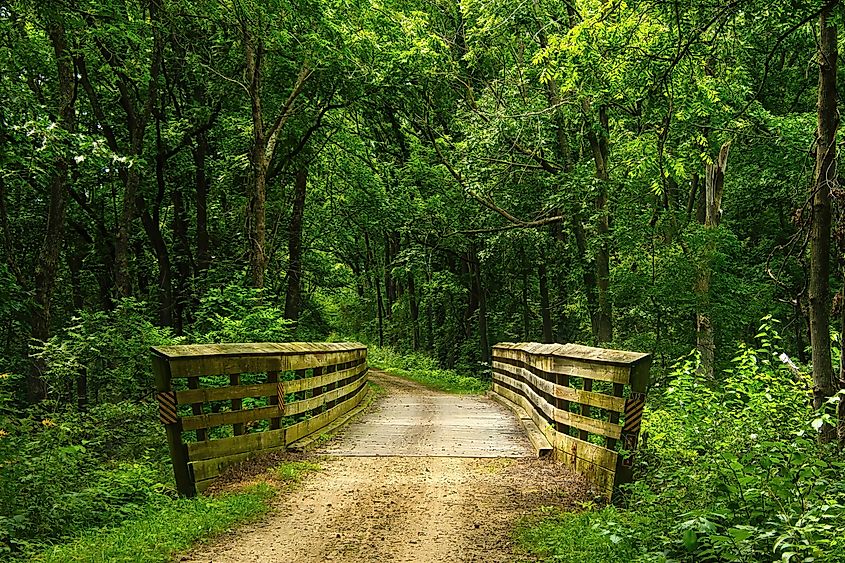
182;371;586;563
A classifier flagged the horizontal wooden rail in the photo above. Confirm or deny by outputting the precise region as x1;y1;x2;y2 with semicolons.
491;342;650;502
152;342;368;496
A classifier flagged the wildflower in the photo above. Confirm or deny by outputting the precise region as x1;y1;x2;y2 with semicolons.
0;429;7;438
41;419;56;427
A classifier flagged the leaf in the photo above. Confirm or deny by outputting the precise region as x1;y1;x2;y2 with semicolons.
683;528;698;551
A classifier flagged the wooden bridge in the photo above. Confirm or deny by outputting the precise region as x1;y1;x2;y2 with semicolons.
152;341;650;501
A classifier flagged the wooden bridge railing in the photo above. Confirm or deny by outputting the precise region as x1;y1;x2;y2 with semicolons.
491;342;650;502
152;342;368;496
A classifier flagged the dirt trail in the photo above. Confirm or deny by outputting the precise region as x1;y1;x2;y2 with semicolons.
181;372;587;563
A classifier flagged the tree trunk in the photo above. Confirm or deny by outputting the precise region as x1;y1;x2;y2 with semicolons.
585;102;613;343
28;19;76;403
468;250;490;366
194;130;211;273
172;184;192;334
695;142;731;380
285;168;307;322
522;270;531;340
245;28;268;289
539;262;553;343
139;197;173;327
810;11;838;443
408;271;420;350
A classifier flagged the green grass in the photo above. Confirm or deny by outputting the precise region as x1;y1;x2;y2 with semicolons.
35;483;275;563
367;345;489;394
516;506;639;563
272;460;321;485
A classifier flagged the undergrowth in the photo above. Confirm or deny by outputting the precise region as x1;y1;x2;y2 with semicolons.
366;345;489;394
518;319;845;563
272;460;321;485
35;484;275;563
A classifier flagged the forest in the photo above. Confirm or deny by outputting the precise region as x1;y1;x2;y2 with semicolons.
2;0;845;561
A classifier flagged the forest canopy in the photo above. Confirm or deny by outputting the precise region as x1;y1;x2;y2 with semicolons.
2;0;845;560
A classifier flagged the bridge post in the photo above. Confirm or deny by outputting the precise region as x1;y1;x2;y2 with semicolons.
153;355;196;497
611;357;651;505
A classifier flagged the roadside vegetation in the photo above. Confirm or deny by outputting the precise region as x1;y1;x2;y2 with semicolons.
518;322;845;562
367;345;489;395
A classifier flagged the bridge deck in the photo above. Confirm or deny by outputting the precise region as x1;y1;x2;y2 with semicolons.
318;370;533;458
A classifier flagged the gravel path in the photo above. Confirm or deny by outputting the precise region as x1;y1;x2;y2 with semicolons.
181;371;587;563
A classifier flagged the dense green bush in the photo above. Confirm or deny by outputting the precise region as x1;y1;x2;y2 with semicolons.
34;299;179;405
190;285;294;343
0;402;173;555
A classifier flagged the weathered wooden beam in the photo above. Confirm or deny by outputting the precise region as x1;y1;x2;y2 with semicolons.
153;355;195;497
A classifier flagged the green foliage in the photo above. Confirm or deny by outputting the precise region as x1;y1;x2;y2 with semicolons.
35;299;179;404
191;285;294;344
272;460;321;485
34;484;275;563
517;506;639;563
0;401;171;555
520;322;845;562
367;345;489;394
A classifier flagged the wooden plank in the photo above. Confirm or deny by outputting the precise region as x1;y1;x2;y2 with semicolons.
285;362;367;394
152;341;367;360
283;350;365;371
267;371;281;430
492;342;649;367
493;370;622;439
152;355;195;497
579;379;592;441
549;431;617;498
191;445;286;482
606;383;623;451
175;381;279;405
556;370;570;435
230;373;244;436
187;376;207;442
284;374;368;417
181;405;280;431
159;346;367;378
493;348;632;384
187;427;287;461
492;361;626;412
285;381;368;444
169;355;285;378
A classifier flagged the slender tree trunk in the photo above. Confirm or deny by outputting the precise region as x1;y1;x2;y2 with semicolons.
194;131;211;273
522;270;531;340
539;262;553;343
172;185;192;334
472;256;491;366
245;27;268;289
28;19;76;403
408;271;420;350
584;102;613;343
0;178;22;286
695;142;730;380
285;168;307;322
139;198;173;326
810;10;838;443
375;274;385;347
